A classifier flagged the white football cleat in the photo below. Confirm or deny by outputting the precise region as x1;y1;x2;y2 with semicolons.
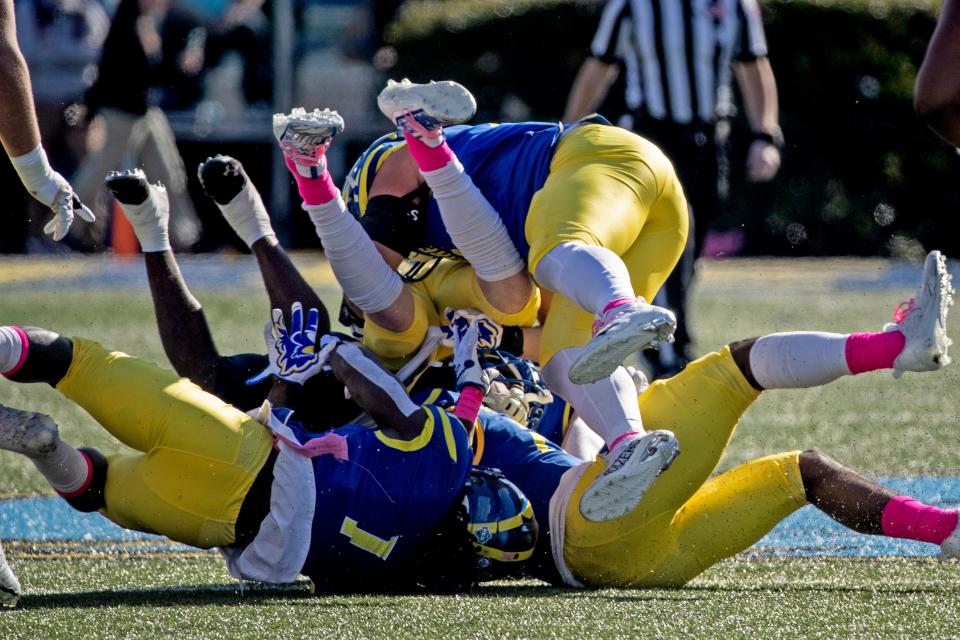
568;299;677;385
0;541;20;608
579;429;680;523
377;79;476;147
272;108;344;176
938;516;960;562
886;250;954;378
0;404;59;457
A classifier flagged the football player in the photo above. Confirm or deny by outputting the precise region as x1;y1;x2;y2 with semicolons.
0;309;485;591
277;91;687;522
455;249;960;586
272;107;539;372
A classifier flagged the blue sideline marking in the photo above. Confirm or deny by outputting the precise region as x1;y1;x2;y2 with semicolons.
1;477;959;557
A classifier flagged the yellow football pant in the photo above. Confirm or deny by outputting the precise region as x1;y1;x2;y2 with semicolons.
56;338;274;548
363;259;540;370
563;347;809;587
526;124;689;364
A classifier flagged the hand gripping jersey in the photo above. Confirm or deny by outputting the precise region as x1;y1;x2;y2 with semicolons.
294;405;472;590
353;122;563;262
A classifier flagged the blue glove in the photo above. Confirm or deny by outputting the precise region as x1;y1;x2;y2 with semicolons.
248;303;336;385
440;308;503;349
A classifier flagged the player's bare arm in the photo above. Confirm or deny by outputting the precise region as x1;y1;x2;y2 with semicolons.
0;0;39;157
105;170;237;391
915;0;960;146
197;155;329;326
733;57;783;182
0;0;93;240
328;341;427;440
562;56;621;122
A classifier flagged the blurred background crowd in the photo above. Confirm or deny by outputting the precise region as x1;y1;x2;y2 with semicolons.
5;0;956;263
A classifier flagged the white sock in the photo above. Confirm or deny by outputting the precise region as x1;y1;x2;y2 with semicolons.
217;180;275;248
32;442;90;495
0;539;18;595
421;160;526;281
535;243;635;315
561;416;605;460
749;332;851;389
0;327;26;375
542;347;644;447
304;197;404;314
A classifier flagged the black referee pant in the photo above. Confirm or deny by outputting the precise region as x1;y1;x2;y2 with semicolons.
628;115;726;368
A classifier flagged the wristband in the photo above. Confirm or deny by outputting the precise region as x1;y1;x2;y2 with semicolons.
453;385;485;424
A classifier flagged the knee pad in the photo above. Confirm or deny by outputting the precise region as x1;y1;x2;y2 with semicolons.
60;447;108;513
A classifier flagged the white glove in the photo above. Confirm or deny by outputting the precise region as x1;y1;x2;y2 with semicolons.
248;303;338;385
453;319;485;391
11;145;95;241
440;308;503;349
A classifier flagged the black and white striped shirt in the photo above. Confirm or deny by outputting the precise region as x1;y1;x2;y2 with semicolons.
591;0;769;124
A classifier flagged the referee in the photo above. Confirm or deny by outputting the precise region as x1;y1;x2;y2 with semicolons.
564;0;783;376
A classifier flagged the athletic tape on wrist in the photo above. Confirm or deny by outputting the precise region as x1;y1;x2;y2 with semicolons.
11;145;58;205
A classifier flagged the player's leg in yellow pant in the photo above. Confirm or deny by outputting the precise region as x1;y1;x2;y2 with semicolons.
563;347;762;584
363;260;540;369
55;338;273;548
525;124;688;364
363;282;437;371
635;451;807;587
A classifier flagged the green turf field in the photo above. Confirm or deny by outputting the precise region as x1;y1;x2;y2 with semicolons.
1;255;959;638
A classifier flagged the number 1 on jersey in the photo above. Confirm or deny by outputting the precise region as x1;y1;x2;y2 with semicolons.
340;517;399;560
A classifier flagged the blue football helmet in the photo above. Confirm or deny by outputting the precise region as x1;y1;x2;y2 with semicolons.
463;467;538;580
342;131;406;219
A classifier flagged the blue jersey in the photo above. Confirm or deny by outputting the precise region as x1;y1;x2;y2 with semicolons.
418;122;562;261
527;395;572;448
412;389;579;543
288;405;471;589
474;409;580;542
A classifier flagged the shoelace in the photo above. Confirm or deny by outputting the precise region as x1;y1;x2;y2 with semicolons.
893;298;915;324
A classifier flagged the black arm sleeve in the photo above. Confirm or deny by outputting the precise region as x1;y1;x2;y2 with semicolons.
359;194;428;258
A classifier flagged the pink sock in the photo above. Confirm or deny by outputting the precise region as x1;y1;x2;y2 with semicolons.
607;430;643;452
284;157;340;206
881;496;958;544
844;331;905;374
402;131;455;172
601;297;637;316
